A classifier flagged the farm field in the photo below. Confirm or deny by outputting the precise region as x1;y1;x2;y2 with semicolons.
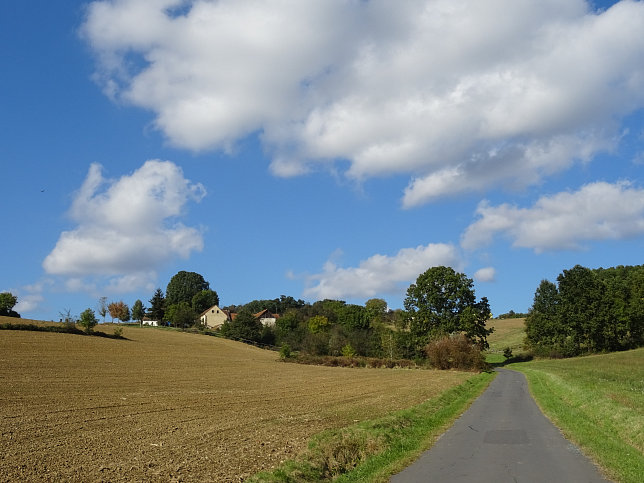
486;317;526;353
512;348;644;482
0;322;473;482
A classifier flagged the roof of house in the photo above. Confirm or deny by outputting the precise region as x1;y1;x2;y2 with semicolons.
200;304;226;317
227;309;281;321
254;309;280;319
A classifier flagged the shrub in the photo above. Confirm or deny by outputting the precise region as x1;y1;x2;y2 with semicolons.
78;308;98;333
425;334;487;371
113;326;124;338
279;343;292;360
503;347;513;359
341;343;356;358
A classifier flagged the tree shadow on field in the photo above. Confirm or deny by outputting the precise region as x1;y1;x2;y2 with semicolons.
0;322;128;340
486;352;533;368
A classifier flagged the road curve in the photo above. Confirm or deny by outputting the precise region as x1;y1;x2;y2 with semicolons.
391;369;610;483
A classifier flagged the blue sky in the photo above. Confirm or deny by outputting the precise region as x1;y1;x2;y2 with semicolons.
2;0;643;321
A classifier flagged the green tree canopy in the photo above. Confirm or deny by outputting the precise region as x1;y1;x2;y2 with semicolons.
166;271;210;307
192;289;219;315
526;264;644;356
243;295;306;315
148;288;166;323
221;308;262;342
404;266;492;354
337;304;368;330
165;302;197;328
365;298;388;324
525;279;561;350
308;315;330;334
78;308;98;333
0;292;20;317
131;299;145;325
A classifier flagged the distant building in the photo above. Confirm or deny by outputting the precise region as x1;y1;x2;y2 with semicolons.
227;309;280;326
200;305;229;329
254;309;279;327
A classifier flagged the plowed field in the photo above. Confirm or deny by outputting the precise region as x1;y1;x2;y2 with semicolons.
0;324;472;481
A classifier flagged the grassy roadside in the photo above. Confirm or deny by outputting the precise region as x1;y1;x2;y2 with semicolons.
510;348;644;483
250;371;495;482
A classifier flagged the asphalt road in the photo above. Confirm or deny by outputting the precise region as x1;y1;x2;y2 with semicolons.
390;369;610;483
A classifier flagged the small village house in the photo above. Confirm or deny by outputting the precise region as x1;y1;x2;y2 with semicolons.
200;305;228;329
254;309;279;327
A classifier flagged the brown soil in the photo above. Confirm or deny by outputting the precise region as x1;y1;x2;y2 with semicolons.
0;324;471;481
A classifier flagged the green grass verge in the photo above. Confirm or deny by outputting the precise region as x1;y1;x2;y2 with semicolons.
510;348;644;483
249;371;495;482
485;352;506;364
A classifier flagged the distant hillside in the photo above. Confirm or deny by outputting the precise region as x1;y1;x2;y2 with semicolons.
487;317;526;352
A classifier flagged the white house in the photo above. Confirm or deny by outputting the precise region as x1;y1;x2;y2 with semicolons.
200;305;228;329
254;309;279;327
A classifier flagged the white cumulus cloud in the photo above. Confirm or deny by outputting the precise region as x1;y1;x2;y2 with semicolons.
82;0;644;205
461;181;644;253
43;160;206;292
304;243;463;300
474;267;496;283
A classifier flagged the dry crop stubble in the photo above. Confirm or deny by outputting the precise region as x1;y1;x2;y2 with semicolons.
0;326;472;481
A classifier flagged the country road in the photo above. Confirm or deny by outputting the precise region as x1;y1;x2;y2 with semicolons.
391;369;610;483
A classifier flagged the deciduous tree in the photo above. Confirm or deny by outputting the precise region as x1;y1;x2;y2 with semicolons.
131;299;145;326
221;309;262;341
404;266;492;355
97;296;108;322
525;280;561;350
0;292;20;317
365;298;387;324
79;308;98;333
191;289;219;315
308;315;330;334
166;271;210;307
108;301;129;323
165;302;197;328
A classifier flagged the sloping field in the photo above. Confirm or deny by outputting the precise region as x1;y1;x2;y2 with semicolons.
486;317;526;352
0;325;472;482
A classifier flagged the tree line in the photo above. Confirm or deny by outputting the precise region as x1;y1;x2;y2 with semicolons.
221;266;492;364
120;271;220;328
52;266;492;367
526;264;644;357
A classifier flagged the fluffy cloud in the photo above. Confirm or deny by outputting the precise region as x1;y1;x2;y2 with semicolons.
304;243;462;300
461;181;644;252
13;294;43;314
82;0;644;205
474;267;496;283
43;160;205;291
